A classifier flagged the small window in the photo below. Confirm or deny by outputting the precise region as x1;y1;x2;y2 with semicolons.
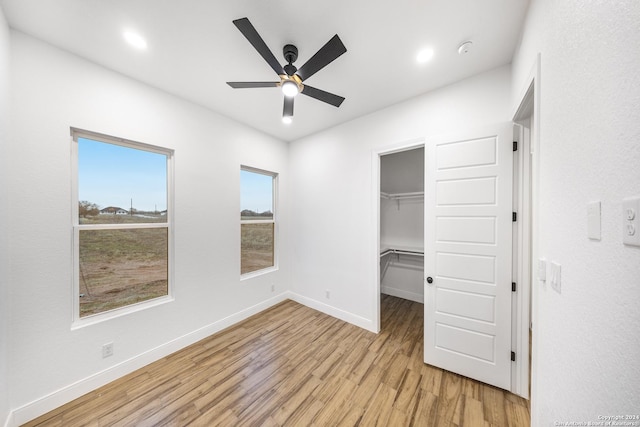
240;167;277;275
72;129;173;322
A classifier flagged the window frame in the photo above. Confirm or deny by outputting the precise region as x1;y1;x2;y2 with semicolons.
71;128;174;328
240;165;278;279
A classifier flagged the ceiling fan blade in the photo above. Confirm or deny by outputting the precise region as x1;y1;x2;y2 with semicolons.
227;82;279;89
233;18;284;76
301;85;345;107
296;35;347;81
283;96;294;117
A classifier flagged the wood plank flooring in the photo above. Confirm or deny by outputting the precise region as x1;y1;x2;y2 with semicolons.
23;295;530;426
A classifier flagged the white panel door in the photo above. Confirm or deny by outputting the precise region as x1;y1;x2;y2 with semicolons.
424;124;513;390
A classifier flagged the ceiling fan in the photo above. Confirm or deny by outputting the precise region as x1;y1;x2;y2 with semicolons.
226;17;347;123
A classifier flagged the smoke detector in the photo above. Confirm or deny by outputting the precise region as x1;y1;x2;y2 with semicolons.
458;41;473;55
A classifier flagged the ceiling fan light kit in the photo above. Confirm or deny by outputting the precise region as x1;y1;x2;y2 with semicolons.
281;80;299;97
226;17;347;124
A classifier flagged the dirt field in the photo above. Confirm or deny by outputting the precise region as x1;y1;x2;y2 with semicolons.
241;222;274;274
78;214;274;316
79;225;168;317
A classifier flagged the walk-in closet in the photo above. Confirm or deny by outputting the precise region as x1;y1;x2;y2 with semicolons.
379;147;424;303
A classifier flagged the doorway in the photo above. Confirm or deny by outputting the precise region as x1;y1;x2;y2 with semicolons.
373;139;425;334
373;120;534;398
379;147;425;306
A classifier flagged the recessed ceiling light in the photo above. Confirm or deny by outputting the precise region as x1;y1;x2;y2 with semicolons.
416;48;434;64
282;116;293;125
123;31;147;50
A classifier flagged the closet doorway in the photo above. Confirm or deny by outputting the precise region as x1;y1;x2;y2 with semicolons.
378;144;425;321
374;123;529;396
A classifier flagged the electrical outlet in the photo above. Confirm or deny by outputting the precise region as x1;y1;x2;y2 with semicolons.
325;290;330;299
102;342;114;358
623;197;640;246
271;284;275;292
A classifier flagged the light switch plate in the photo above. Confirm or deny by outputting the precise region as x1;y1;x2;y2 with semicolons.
623;197;640;246
587;201;601;240
549;262;561;294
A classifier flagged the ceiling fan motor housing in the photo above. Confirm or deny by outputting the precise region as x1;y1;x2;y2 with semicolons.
283;44;298;63
283;44;299;75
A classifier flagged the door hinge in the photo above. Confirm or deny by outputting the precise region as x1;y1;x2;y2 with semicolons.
512;212;517;222
513;141;518;151
511;351;516;362
512;282;516;292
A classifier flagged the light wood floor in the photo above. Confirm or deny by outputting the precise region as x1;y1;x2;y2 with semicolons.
23;295;530;426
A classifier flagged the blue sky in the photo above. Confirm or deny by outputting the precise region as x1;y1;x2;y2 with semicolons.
240;169;273;213
78;138;167;212
79;138;274;213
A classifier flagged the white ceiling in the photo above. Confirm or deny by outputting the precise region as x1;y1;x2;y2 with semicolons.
1;0;530;142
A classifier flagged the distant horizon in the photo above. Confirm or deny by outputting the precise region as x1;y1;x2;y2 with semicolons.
94;205;166;213
240;208;272;213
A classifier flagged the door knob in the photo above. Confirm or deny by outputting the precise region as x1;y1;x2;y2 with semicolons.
426;277;433;284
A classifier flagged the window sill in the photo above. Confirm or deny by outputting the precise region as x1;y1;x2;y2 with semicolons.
71;295;174;330
240;266;279;281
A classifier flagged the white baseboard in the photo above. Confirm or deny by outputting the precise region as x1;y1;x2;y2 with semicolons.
287;292;376;333
381;285;424;303
8;293;289;427
2;412;12;427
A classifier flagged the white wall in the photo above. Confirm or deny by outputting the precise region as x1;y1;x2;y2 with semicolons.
0;5;11;425
380;148;424;194
511;0;640;424
289;65;512;330
380;197;423;250
6;31;290;424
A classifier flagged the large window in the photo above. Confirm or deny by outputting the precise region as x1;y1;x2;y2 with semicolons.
240;167;277;275
72;129;173;322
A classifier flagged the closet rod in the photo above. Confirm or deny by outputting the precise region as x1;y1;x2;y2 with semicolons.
380;248;424;257
380;191;424;200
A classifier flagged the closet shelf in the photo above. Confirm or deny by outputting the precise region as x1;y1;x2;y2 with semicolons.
380;191;424;200
380;245;424;257
380;245;424;282
380;191;424;209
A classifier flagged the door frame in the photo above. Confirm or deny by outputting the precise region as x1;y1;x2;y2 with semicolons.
371;138;425;333
511;53;541;402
